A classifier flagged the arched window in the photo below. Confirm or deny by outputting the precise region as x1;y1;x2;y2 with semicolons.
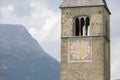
81;18;85;36
74;16;90;36
75;18;79;36
86;17;90;36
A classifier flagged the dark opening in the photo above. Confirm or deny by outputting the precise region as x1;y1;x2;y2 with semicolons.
75;18;79;36
86;17;90;35
81;18;85;36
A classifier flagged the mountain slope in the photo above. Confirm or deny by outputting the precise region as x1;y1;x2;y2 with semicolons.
0;24;60;80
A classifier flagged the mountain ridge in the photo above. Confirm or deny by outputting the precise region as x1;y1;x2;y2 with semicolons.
0;24;60;80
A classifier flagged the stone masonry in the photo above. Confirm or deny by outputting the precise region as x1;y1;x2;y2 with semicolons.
60;1;111;80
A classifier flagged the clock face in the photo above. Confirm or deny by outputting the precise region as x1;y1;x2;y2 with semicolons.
68;37;92;62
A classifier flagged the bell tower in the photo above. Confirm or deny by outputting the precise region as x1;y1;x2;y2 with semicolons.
60;0;111;80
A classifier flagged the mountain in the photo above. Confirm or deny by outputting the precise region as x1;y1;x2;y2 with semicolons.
0;24;60;80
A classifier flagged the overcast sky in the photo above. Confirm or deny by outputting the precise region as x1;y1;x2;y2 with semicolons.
0;0;119;80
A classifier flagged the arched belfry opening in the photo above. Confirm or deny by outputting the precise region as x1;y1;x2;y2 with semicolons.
74;16;90;36
75;18;79;36
86;17;90;36
81;17;85;36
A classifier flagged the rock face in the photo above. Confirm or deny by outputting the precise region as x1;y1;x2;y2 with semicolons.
0;24;60;80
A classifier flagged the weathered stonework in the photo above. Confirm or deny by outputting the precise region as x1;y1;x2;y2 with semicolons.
61;37;108;80
61;1;110;80
61;7;108;37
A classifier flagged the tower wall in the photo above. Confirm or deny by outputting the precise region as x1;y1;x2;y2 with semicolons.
61;6;110;80
61;6;107;37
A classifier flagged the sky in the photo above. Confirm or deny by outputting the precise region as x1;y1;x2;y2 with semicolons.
0;0;119;80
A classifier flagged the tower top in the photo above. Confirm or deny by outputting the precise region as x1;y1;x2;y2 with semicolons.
60;0;111;14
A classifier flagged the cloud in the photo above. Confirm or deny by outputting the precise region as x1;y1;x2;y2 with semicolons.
106;0;120;80
107;0;120;37
0;0;61;43
0;0;32;17
27;0;61;43
111;37;120;80
31;0;61;11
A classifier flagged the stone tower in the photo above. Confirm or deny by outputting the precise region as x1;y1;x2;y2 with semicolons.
60;0;111;80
